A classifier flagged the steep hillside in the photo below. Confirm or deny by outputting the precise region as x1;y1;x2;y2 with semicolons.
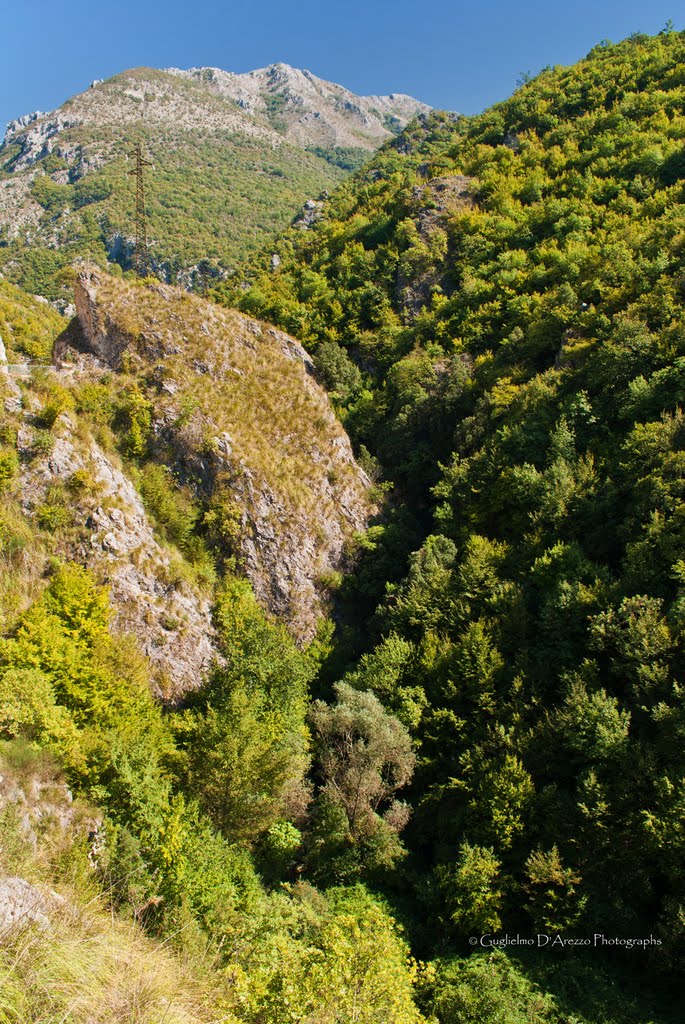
68;268;373;641
0;65;428;300
0;275;65;361
3;28;685;1024
0;751;226;1024
225;29;685;977
1;267;372;694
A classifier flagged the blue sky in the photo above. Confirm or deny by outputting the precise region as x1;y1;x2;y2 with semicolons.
1;1;681;136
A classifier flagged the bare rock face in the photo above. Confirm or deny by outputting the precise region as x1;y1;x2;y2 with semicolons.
72;272;131;367
164;62;430;149
19;416;219;698
3;114;77;172
412;174;474;236
3;112;48;143
293;197;325;230
0;877;60;934
70;268;374;646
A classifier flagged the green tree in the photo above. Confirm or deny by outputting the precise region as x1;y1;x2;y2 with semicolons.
434;842;505;935
308;683;415;878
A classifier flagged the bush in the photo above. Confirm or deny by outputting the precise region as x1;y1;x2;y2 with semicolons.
0;450;18;491
314;340;363;404
429;951;557;1024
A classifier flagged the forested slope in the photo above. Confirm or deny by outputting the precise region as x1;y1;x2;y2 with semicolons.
1;27;685;1024
0;280;422;1023
224;28;685;976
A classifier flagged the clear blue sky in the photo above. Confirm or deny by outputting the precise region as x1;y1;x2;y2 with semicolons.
1;1;681;136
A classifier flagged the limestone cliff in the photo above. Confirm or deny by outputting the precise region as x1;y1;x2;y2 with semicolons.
165;63;430;149
65;267;374;647
18;416;219;698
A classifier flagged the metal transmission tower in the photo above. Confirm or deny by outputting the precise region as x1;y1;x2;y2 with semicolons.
129;142;152;277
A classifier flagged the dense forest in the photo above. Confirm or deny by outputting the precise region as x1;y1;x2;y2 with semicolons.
2;27;685;1024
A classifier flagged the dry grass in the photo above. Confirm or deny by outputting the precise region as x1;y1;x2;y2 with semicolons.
0;900;233;1024
0;749;233;1024
90;272;371;539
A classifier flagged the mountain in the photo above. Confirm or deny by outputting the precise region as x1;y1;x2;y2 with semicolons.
2;29;685;1024
0;64;429;301
225;27;685;984
164;62;428;148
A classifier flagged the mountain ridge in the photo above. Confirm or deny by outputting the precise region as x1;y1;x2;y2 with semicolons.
3;62;430;152
162;61;430;148
3;27;685;1024
0;63;429;299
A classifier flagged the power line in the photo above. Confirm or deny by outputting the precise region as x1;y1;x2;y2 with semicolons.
129;142;152;277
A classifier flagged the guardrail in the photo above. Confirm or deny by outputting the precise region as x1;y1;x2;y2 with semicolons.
2;362;55;377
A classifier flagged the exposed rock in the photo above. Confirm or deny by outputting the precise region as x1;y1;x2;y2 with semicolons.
0;877;59;933
3;64;429;180
1;373;22;413
554;327;591;370
0;755;101;877
18;416;220;698
412;174;474;237
72;273;130;367
174;259;230;292
293;197;325;230
4;114;77;172
0;66;434;289
0;66;431;287
3;111;48;145
165;62;431;149
70;267;374;646
503;129;521;152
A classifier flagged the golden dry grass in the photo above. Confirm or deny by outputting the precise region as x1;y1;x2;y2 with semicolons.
0;897;234;1024
87;271;371;539
0;750;232;1024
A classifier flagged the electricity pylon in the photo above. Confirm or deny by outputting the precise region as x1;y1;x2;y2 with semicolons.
129;142;152;277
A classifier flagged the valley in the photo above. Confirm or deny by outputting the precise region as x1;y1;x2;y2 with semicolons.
1;29;684;1024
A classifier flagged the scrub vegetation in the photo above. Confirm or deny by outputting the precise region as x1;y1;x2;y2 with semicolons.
1;28;685;1024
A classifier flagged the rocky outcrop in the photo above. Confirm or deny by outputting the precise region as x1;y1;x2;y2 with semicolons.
0;765;76;933
69;268;374;645
3;111;48;145
412;174;474;236
3;114;77;172
18;416;219;698
398;174;475;315
165;62;430;149
0;877;62;934
293;197;325;230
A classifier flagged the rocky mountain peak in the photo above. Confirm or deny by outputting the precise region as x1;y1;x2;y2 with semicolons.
0;64;431;293
3;111;48;146
163;61;430;147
